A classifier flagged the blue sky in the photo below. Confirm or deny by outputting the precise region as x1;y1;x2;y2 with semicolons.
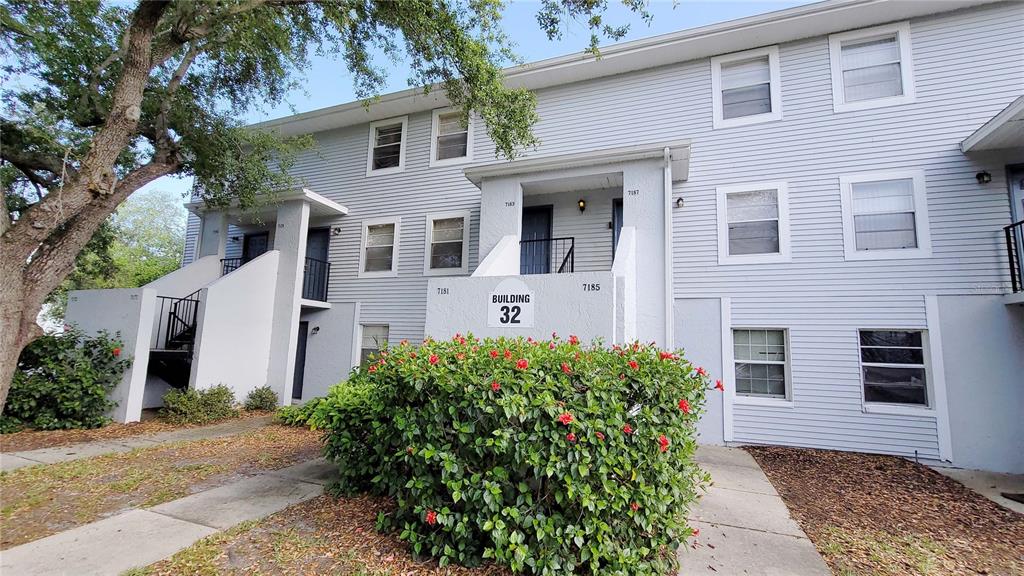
147;0;815;201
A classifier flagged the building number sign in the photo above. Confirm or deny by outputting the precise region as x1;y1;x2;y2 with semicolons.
487;278;535;328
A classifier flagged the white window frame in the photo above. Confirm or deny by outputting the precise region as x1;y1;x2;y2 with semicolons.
839;169;931;261
358;216;401;278
858;328;933;415
359;324;389;367
716;182;791;265
366;116;408;176
828;22;915;113
423;210;471;276
710;45;783;129
429;108;475;167
731;326;794;407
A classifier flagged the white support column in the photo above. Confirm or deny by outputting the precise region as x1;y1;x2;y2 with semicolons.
476;177;522;268
266;200;310;406
197;211;228;259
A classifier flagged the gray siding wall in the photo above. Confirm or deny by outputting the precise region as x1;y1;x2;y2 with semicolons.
181;2;1021;465
523;189;620;272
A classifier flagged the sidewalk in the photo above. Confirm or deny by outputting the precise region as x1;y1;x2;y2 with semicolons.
0;415;274;473
0;458;336;576
678;445;831;575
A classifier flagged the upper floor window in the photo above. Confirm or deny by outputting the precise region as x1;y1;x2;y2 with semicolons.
839;170;930;260
859;329;928;407
366;117;408;175
711;46;782;129
717;182;791;264
359;217;400;277
430;109;474;166
829;22;915;112
424;211;470;275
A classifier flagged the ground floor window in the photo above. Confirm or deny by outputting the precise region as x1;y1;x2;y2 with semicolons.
859;329;928;406
360;324;389;366
733;328;788;399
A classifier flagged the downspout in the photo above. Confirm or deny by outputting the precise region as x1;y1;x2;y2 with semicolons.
663;147;674;348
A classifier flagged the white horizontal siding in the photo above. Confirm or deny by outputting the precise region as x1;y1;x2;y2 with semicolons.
182;213;200;265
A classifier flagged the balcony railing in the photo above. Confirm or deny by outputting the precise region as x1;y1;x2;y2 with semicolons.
222;256;331;301
302;256;331;301
520;237;574;275
1006;220;1023;293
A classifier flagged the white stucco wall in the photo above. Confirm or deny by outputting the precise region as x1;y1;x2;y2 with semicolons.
65;288;156;423
674;298;725;446
266;200;310;406
299;303;359;401
146;255;222;297
190;251;279;400
938;296;1024;474
426;272;616;343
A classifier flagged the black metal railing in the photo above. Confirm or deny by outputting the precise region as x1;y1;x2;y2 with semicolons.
1006;220;1023;293
302;256;331;301
152;289;201;352
221;257;247;275
520;237;574;275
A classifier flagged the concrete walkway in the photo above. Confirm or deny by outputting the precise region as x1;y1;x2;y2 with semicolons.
678;445;831;575
0;458;336;576
934;466;1024;515
0;415;273;473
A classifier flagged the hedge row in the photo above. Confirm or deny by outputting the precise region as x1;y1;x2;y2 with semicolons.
311;334;716;575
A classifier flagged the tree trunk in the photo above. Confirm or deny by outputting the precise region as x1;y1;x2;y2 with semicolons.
0;263;41;411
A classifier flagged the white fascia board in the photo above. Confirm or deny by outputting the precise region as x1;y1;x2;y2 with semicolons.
463;141;691;187
251;0;1000;138
960;95;1024;152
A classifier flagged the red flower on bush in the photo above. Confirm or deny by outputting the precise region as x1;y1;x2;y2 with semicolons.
696;366;707;377
558;412;574;425
628;360;639;370
429;354;439;365
410;352;417;358
504;349;512;359
456;353;465;361
516;358;529;370
658;435;670;452
527;337;534;343
619;373;626;380
569;335;579;345
566;432;577;442
630;502;640;511
548;342;556;350
692;528;700;538
426;509;437;525
659;351;677;361
490;349;499;359
400;339;409;346
679;399;690;413
595;431;605;441
715;379;724;391
561;362;571;374
552;331;558;339
368;365;377;373
112;347;121;357
491;380;501;392
623;424;634;434
458;337;467;345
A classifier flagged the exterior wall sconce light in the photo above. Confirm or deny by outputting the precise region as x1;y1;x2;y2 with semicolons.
331;226;343;236
310;326;320;335
577;199;586;212
675;197;684;208
976;171;992;184
229;236;240;242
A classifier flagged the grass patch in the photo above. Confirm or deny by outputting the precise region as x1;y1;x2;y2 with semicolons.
0;425;320;550
820;526;946;576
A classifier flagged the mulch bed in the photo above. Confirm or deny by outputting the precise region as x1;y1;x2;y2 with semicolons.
0;424;320;550
144;494;513;576
746;445;1024;576
0;410;272;453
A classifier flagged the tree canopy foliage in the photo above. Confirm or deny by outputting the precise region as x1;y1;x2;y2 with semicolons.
0;0;654;408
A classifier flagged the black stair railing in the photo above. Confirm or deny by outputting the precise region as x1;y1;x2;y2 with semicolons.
1006;220;1023;293
302;256;331;301
152;289;201;352
520;237;574;275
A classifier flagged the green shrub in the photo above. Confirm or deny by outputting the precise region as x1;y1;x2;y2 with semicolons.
274;397;324;427
244;386;278;411
3;326;131;431
160;384;237;425
312;334;713;575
